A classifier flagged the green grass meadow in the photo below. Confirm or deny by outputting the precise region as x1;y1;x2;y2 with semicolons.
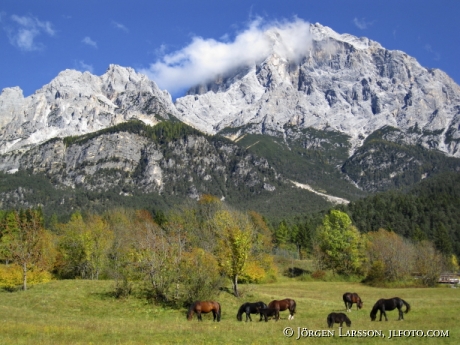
0;277;458;345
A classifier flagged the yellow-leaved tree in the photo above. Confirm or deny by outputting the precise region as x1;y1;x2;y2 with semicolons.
0;209;55;290
212;209;253;297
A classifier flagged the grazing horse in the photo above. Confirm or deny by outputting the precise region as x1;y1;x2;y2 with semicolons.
256;307;280;322
187;301;221;322
327;312;352;328
343;292;363;312
236;301;267;322
267;298;296;321
370;297;410;321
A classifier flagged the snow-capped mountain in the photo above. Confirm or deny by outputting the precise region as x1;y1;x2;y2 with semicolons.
1;22;460;218
175;23;460;156
0;64;178;154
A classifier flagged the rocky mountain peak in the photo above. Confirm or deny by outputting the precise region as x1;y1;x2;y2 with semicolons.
0;65;178;154
0;87;24;129
175;22;460;157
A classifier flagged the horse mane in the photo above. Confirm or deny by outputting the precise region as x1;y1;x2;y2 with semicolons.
370;300;381;318
187;301;198;319
236;302;247;321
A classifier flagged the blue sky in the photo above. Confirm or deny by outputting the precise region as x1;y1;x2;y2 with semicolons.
1;0;459;99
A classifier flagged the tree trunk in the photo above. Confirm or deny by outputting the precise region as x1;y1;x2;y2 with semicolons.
232;274;239;297
22;263;27;291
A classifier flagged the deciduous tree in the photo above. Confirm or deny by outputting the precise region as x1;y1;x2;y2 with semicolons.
213;209;253;297
315;210;366;275
1;209;55;290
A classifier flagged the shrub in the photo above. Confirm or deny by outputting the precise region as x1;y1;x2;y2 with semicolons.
0;264;52;291
311;270;326;280
240;260;266;283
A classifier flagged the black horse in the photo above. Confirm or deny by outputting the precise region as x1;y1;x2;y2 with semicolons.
327;312;351;328
343;292;363;312
256;306;280;322
370;297;410;321
236;301;267;322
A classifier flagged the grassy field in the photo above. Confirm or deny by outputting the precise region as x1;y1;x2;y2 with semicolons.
0;277;458;345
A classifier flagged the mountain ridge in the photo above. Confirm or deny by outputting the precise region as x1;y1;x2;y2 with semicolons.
1;22;460;220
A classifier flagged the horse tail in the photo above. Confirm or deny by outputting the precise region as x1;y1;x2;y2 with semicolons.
401;299;410;314
217;302;221;322
291;299;297;314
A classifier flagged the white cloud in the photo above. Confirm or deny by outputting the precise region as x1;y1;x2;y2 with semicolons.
424;44;441;61
112;21;128;32
353;17;373;30
6;14;55;51
140;18;312;96
75;60;94;74
82;36;97;48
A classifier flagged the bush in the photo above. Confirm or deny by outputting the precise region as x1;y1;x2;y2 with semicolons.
311;270;326;280
240;261;266;283
0;264;52;291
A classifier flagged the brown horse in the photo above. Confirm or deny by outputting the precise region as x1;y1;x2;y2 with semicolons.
267;298;296;321
343;292;363;312
187;301;221;321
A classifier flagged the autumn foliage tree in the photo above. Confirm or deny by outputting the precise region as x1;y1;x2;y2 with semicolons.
212;209;253;297
365;228;414;283
0;209;55;290
57;212;113;279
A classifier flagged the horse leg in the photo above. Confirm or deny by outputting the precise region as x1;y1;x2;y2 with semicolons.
213;310;216;322
398;308;403;321
275;310;280;321
382;308;388;321
197;312;202;321
246;312;252;322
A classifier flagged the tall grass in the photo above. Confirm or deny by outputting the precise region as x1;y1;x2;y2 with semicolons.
0;278;458;344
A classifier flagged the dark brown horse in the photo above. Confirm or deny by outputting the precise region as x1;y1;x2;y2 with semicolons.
370;297;410;321
327;312;351;328
343;292;363;312
187;301;221;321
267;298;296;321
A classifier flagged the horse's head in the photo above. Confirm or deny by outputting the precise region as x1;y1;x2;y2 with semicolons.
346;319;352;327
370;311;376;321
357;299;363;309
187;302;196;321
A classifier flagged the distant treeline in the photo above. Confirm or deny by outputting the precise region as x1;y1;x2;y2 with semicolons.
336;171;460;257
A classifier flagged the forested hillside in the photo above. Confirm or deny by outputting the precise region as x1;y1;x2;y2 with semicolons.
337;172;460;257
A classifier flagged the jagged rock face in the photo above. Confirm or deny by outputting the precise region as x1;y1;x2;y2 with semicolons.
0;130;279;197
0;65;178;154
175;23;460;157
